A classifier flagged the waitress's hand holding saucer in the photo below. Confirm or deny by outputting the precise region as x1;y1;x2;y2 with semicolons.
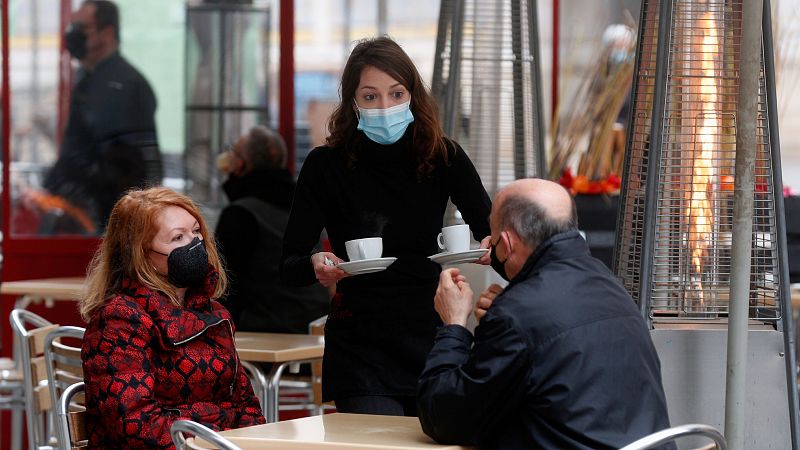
311;252;348;287
476;235;492;265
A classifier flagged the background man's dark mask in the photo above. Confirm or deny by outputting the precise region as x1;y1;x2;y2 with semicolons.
65;23;88;60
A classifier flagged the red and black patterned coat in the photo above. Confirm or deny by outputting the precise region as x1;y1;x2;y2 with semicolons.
81;272;265;449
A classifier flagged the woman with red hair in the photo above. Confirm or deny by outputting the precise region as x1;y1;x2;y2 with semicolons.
80;187;264;449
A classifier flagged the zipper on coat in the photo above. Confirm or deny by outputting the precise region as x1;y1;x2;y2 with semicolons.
172;318;225;345
224;319;238;397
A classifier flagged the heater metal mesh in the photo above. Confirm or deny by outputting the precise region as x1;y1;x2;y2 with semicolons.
432;0;546;194
615;0;783;321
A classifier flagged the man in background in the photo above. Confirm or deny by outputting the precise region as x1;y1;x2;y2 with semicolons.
417;178;673;450
216;125;329;333
43;0;161;233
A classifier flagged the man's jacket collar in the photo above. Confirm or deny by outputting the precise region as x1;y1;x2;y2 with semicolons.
505;230;590;289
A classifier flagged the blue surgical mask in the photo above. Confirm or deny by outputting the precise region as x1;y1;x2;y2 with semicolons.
356;101;414;145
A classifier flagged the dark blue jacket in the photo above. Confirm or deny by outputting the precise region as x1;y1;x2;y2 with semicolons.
417;230;674;450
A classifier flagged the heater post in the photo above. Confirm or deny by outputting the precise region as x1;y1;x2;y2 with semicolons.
762;0;800;446
724;0;762;448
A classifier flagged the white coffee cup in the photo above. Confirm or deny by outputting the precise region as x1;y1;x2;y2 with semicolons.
437;224;471;253
345;237;383;261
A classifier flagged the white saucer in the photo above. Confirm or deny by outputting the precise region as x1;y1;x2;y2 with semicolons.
428;248;489;266
338;257;397;275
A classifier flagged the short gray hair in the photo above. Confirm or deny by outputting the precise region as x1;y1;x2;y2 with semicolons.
243;125;287;171
496;193;578;248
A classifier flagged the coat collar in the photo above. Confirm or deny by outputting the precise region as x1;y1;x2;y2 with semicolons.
119;270;231;346
505;230;590;289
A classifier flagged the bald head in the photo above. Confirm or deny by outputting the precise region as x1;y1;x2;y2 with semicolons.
498;179;573;223
492;178;578;249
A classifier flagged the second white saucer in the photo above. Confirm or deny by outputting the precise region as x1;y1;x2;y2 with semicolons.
428;248;489;266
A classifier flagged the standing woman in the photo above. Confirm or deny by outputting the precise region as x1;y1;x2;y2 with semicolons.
281;36;492;416
80;187;264;449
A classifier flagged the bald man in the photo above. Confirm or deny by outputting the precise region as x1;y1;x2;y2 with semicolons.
417;179;674;450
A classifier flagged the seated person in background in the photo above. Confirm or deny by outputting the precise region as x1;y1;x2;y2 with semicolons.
417;178;674;450
216;125;329;333
80;187;264;449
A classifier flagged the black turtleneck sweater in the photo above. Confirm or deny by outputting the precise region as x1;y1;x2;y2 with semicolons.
216;168;329;333
281;131;492;401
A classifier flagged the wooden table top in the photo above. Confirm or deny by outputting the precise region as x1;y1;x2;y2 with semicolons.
234;332;324;363
0;277;85;299
208;413;476;449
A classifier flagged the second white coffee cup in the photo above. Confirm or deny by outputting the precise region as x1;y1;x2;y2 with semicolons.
345;237;383;261
437;224;471;253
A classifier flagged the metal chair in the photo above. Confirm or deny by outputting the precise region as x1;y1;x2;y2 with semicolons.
619;423;727;450
44;326;85;450
170;420;242;450
44;327;84;414
10;308;60;450
0;354;25;450
55;382;86;450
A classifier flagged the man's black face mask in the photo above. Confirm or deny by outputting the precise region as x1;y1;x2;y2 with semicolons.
65;23;88;60
490;236;510;282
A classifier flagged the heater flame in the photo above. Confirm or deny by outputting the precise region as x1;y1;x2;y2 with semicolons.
686;12;720;308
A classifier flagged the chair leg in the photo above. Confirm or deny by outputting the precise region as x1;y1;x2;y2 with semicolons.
11;408;22;450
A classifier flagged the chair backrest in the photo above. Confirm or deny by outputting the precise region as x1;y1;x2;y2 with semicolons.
170;420;242;450
619;423;727;450
45;326;85;450
308;315;327;407
10;308;58;449
55;382;86;450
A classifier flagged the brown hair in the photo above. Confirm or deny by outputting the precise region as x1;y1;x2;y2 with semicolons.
80;187;227;321
326;36;449;178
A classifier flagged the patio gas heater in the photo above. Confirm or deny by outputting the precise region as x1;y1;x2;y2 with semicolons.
614;0;798;447
431;0;546;195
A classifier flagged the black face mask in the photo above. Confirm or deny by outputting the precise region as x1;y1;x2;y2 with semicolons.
154;237;209;288
490;236;510;282
65;23;88;60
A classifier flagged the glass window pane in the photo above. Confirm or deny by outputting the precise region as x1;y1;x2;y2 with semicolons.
9;0;185;236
